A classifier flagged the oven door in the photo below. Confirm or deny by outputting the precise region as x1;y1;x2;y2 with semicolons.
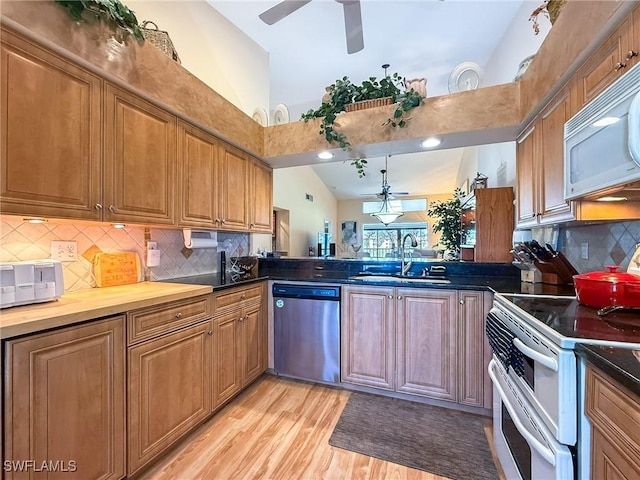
489;359;574;480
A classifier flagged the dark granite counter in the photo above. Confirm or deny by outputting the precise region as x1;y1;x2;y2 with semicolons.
159;273;268;291
577;344;640;397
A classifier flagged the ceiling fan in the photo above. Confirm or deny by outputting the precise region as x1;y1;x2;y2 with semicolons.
259;0;364;54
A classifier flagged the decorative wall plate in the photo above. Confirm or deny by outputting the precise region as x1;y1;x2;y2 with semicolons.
252;107;268;126
448;62;483;93
273;104;290;125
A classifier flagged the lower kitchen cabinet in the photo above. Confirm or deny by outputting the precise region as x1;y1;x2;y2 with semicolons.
212;283;267;409
586;365;640;480
127;319;213;476
4;316;125;480
341;285;490;409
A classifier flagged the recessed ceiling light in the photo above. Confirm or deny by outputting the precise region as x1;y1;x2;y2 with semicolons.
596;196;627;202
23;218;46;224
420;137;441;148
317;151;334;160
593;117;620;127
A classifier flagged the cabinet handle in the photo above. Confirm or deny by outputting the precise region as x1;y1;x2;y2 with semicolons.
397;295;403;300
614;61;627;71
108;205;116;213
94;203;103;210
387;295;393;299
626;50;639;61
175;312;182;319
530;213;536;218
207;330;212;336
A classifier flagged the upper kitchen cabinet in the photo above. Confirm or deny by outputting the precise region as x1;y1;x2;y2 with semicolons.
217;143;249;231
516;84;575;228
177;121;219;228
249;158;273;233
0;29;102;220
104;84;176;225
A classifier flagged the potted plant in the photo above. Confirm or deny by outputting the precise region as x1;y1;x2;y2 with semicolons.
427;189;463;261
301;72;423;177
55;0;143;42
530;0;567;35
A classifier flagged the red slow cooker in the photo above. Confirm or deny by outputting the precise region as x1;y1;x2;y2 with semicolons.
573;266;640;309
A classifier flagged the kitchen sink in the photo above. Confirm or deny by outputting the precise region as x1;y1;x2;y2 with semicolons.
350;274;451;285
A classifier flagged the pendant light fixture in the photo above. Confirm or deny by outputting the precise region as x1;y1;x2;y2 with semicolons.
370;156;404;226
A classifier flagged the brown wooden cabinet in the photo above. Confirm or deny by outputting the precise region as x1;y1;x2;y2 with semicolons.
0;29;103;220
126;296;213;476
586;365;640;480
516;85;575;227
212;283;267;409
104;84;176;225
341;285;396;390
217;143;250;231
177;121;219;228
4;316;125;480
396;288;457;400
250;158;273;233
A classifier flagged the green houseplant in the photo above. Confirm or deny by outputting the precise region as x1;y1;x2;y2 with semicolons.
301;72;423;177
55;0;143;42
427;189;463;260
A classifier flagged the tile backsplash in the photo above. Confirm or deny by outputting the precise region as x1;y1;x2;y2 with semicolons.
0;215;248;292
536;220;640;273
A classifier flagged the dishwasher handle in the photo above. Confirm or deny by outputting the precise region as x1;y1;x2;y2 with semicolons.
272;283;340;300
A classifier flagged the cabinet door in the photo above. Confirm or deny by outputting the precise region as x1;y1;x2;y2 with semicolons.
538;86;576;224
128;320;212;476
4;316;125;480
177;121;218;227
1;29;102;220
341;285;395;390
516;124;538;228
250;158;273;233
591;427;640;480
104;84;176;224
218;143;249;231
241;302;265;384
396;288;457;401
574;17;633;111
213;310;243;408
632;5;640;68
457;291;487;407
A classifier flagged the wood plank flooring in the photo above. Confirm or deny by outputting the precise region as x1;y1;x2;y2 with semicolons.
140;375;489;480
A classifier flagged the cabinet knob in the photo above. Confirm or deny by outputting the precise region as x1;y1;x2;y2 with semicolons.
240;294;246;299
94;203;103;210
221;219;227;224
387;295;393;299
238;316;243;322
244;314;249;320
626;50;639;61
397;295;403;300
460;299;465;305
207;330;212;336
614;61;627;71
250;223;255;228
175;312;182;319
215;218;221;223
108;205;116;213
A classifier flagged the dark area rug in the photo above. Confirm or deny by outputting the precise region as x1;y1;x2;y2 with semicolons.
329;392;498;480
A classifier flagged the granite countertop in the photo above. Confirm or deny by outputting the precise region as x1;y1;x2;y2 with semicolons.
159;273;268;290
577;344;640;397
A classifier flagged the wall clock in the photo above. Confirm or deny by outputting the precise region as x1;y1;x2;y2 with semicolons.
448;62;483;93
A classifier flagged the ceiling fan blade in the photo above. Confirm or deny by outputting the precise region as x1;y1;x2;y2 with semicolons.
259;0;312;25
338;0;364;54
388;192;410;196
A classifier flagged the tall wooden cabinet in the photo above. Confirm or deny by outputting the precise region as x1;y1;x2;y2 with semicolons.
0;29;103;220
217;144;250;231
4;316;125;480
250;158;274;233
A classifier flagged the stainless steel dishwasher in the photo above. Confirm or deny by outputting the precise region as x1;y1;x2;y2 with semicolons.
273;283;340;384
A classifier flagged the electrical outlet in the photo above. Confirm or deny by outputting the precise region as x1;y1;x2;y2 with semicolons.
581;242;589;260
51;241;78;261
147;241;158;250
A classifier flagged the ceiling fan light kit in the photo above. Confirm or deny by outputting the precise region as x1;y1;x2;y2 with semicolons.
368;156;407;226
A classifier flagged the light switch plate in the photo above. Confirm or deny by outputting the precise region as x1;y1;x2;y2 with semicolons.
51;241;78;261
581;242;589;260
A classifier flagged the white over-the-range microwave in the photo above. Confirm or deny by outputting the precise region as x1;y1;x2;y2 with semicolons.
565;61;640;201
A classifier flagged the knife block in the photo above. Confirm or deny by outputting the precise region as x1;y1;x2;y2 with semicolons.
521;268;542;283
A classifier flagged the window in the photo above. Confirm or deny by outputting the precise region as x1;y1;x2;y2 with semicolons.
362;222;429;259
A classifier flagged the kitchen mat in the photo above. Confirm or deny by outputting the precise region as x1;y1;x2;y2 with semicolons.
329;392;499;480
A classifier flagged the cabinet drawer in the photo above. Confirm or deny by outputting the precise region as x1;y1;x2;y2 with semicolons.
127;295;211;345
586;366;640;462
213;284;263;314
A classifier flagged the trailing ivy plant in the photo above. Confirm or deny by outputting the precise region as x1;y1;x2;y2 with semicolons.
427;188;464;259
55;0;143;42
301;73;423;177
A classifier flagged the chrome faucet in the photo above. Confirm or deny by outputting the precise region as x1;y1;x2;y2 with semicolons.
400;233;418;276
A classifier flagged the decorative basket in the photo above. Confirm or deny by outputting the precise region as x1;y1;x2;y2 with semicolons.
344;97;393;112
547;0;567;24
140;21;181;63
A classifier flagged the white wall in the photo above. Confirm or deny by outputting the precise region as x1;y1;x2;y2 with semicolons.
272;167;338;257
127;0;269;116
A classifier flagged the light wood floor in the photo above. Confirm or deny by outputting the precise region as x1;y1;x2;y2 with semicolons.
140;375;488;480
